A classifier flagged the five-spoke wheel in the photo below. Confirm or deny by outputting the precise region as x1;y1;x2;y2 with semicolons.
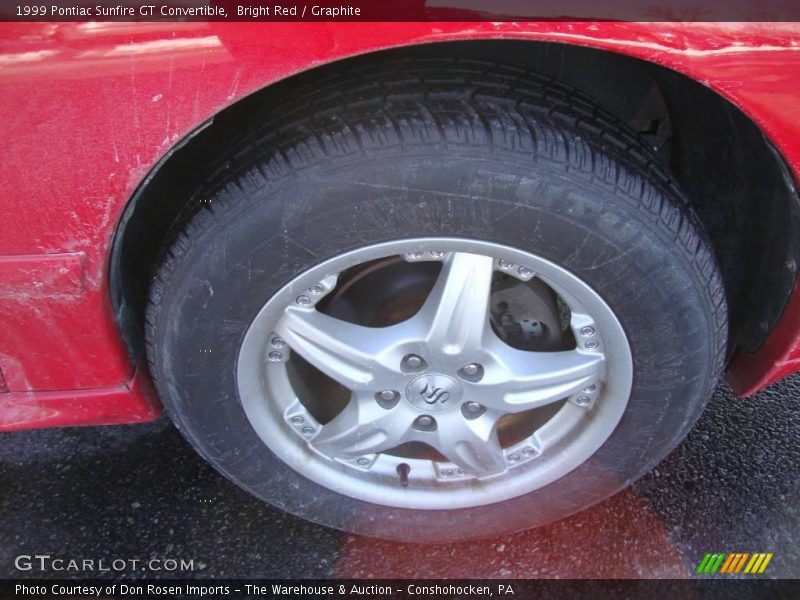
238;238;632;509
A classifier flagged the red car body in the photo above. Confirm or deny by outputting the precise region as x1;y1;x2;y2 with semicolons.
2;20;800;431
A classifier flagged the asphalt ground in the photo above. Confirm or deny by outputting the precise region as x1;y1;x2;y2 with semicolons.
1;374;798;579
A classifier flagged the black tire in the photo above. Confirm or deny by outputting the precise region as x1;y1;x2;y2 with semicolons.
145;59;727;542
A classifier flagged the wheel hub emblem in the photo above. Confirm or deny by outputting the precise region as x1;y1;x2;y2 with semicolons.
406;374;462;411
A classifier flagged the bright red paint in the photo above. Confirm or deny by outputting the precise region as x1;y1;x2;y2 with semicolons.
0;369;158;431
1;21;799;430
728;278;800;396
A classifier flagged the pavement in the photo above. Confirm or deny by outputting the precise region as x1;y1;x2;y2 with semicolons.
1;374;798;579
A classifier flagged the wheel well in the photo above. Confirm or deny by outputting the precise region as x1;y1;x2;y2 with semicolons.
111;39;800;363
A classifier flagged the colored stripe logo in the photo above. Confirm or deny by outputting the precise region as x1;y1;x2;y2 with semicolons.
696;553;773;574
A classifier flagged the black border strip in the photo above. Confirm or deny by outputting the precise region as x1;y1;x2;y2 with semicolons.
3;1;800;22
4;578;800;600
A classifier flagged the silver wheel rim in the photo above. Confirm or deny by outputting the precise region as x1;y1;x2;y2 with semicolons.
237;238;633;510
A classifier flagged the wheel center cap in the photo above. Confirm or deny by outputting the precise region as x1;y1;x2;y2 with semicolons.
406;374;463;412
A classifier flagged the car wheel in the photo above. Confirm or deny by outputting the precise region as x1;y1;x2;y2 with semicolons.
145;60;727;542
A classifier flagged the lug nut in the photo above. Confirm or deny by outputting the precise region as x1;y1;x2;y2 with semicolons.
461;400;485;419
522;447;536;456
576;396;592;406
310;284;325;295
585;340;599;350
356;457;370;466
462;364;480;376
431;250;444;258
458;363;484;381
413;415;436;430
296;295;311;306
268;351;284;362
403;354;425;371
518;266;533;278
498;259;513;270
409;251;423;259
507;454;521;463
271;337;286;348
290;416;304;425
375;389;400;409
440;468;454;477
301;426;315;436
580;326;595;337
417;415;434;428
583;384;597;393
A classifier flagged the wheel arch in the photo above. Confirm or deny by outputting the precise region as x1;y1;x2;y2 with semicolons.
109;37;800;384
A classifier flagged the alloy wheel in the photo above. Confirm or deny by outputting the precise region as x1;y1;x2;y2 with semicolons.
237;238;633;509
